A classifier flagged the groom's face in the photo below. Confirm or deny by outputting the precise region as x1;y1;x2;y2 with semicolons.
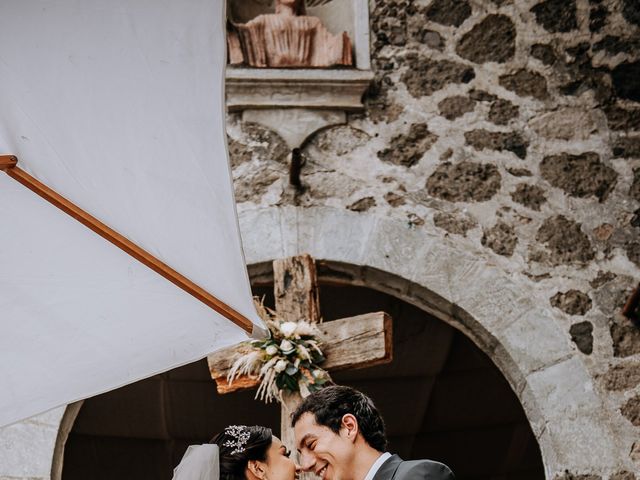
294;412;356;480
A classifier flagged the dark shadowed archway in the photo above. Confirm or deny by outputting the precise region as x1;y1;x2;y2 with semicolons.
60;266;543;480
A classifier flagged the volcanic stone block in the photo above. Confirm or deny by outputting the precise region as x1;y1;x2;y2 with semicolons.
511;183;547;211
612;61;640;102
401;55;475;97
593;35;640;56
540;152;618;202
227;136;253;168
589;3;608;32
569;321;593;354
530;108;603;141
456;14;516;63
438;96;476;120
631;168;640;202
631;443;640;470
604;363;640;391
464;129;528;159
553;473;600;480
347;197;376;212
468;89;497;102
531;44;557;65
433;212;477;236
609;472;636;480
488;98;519;125
622;0;640;27
384;191;406;207
590;271;617;289
234;167;281;203
426;162;501;202
242;123;289;164
610;318;640;357
481;221;517;256
364;76;404;124
377;123;438;167
628;242;640;268
506;167;533;177
535;215;595;265
550;290;592;315
632;208;640;228
621;395;640;426
612;137;640;158
531;0;578;32
499;69;549;100
604;106;640;131
411;28;444;50
426;0;472;27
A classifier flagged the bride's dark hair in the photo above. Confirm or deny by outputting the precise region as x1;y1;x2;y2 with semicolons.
210;425;273;480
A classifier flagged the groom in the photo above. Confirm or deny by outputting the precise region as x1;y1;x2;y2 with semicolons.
292;385;454;480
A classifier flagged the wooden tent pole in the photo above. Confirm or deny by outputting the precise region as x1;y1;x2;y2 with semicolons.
0;155;18;170
0;155;254;334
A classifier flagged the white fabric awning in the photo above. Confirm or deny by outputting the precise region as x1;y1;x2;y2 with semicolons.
0;0;266;427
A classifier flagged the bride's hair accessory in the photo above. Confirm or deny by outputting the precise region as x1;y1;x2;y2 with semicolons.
223;425;251;455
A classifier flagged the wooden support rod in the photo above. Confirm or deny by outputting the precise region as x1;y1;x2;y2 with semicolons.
0;155;18;170
1;155;254;334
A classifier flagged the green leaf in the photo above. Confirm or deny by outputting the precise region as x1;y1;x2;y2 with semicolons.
283;375;298;392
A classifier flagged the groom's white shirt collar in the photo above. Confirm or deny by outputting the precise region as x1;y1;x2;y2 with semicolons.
364;452;392;480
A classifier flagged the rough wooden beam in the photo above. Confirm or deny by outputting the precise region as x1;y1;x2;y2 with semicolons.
320;311;393;372
208;311;392;393
274;255;320;451
274;255;321;323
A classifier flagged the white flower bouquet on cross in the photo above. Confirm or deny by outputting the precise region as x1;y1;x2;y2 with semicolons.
227;299;331;403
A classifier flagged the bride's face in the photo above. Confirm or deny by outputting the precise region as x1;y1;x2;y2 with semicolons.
263;436;300;480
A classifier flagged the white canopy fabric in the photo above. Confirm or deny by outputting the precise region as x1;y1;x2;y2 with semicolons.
0;0;266;427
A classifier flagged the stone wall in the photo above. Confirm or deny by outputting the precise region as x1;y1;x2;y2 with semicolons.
228;0;640;478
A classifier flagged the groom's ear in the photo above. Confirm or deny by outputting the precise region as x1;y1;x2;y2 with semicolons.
341;414;359;443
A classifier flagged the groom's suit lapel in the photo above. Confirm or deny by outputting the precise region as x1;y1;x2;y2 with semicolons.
372;454;403;480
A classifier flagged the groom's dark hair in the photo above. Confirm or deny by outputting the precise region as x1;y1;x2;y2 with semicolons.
291;385;387;451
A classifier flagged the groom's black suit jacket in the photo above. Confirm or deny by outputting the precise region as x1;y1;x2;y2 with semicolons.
372;454;454;480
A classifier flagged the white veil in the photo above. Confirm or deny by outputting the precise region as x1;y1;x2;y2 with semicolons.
172;444;220;480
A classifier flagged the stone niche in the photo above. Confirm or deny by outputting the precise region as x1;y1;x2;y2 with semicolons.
225;0;373;149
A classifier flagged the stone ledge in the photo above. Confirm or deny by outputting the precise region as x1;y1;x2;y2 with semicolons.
225;68;374;111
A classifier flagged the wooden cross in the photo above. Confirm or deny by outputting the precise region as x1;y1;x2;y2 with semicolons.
207;254;393;449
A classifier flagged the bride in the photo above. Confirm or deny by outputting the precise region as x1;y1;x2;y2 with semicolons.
172;425;300;480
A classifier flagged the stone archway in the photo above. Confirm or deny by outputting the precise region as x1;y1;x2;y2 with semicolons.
51;205;622;479
56;260;545;480
51;402;83;480
237;205;621;478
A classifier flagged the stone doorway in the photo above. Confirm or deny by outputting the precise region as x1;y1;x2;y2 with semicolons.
60;278;544;480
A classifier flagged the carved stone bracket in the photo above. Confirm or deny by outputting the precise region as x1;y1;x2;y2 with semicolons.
226;69;372;151
227;69;372;151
